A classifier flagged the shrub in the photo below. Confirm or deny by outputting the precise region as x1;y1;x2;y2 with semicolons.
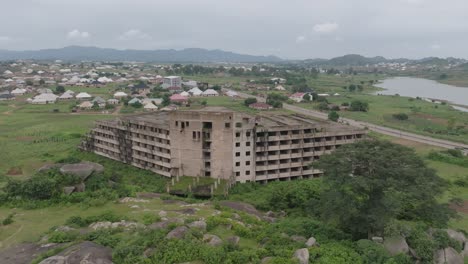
328;111;339;122
48;230;79;243
350;100;369;112
142;213;161;225
392;113;408;121
244;98;257;106
2;213;14;225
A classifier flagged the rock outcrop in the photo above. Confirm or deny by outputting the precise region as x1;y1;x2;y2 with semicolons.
305;237;317;247
293;248;309;264
187;220;207;231
39;241;112;264
166;226;189;239
434;247;463;264
0;243;62;264
383;236;409;256
203;234;223;246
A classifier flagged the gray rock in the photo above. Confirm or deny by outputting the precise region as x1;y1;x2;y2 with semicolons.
179;208;196;215
291;235;307;243
372;236;384;243
227;236;240;246
446;229;467;244
305;237;317;247
143;248;156;258
166;226;189;239
63;186;75;195
0;243;61;264
265;211;276;217
263;216;276;223
462;244;468;258
54;226;75;232
293;248;309;264
203;234;223;246
38;241;112;264
434;247;463;264
38;164;63;172
148;221;170;230
261;257;273;264
81;161;104;173
74;182;85;193
60;163;94;180
188;220;206;231
383;236;409;256
158;210;167;217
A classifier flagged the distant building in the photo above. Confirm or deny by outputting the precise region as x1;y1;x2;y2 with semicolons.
289;93;312;103
249;102;273;110
81;107;366;183
163;76;182;88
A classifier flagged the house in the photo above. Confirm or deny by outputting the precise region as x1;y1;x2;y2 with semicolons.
180;91;190;97
37;88;53;94
182;80;198;88
188;87;203;96
271;77;286;84
11;88;27;96
59;90;75;100
128;98;142;105
249;102;273;110
289;92;311;103
0;93;14;101
225;90;238;97
201;89;219;97
92;97;106;108
144;103;158;111
76;92;92;100
114;91;128;99
160;104;179;111
31;93;58;104
275;85;286;91
107;99;120;105
163;76;182;88
317;93;330;97
167;86;183;93
170;94;188;104
142;98;163;106
79;101;93;109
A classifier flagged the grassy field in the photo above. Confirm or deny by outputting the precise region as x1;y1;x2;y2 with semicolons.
297;93;468;144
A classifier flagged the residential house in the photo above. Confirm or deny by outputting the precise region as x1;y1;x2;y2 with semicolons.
201;89;219;97
76;92;92;100
169;94;188;104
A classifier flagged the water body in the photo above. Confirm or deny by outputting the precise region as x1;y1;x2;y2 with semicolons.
375;77;468;112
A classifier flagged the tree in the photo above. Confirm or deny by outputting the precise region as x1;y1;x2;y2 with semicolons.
350;100;369;112
162;94;171;107
56;85;65;94
318;102;329;111
303;94;312;102
315;140;452;239
244;98;257;106
39;79;45;86
392;113;408;121
328;111;339;122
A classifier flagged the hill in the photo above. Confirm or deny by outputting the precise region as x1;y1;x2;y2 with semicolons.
0;46;282;63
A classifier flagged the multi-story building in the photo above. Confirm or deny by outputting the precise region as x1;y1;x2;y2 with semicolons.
81;107;366;183
162;76;182;88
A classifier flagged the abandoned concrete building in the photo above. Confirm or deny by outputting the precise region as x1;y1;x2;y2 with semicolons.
81;107;366;183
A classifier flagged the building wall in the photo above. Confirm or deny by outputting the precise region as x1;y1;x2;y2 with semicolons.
82;111;367;183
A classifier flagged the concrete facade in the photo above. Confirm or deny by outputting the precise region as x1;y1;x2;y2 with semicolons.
81;107;366;183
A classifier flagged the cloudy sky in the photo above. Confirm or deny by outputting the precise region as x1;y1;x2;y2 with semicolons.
0;0;467;59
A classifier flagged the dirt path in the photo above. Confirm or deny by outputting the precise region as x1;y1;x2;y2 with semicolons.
0;225;24;248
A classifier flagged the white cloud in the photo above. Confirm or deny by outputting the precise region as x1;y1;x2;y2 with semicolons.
118;29;151;41
313;22;339;34
67;29;90;39
430;44;441;50
296;35;306;43
0;36;12;42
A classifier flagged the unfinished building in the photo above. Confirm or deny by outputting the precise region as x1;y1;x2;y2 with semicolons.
81;107;366;183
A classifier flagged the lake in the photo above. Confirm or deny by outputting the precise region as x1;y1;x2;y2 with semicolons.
375;77;468;110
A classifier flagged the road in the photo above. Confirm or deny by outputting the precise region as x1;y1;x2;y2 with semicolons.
227;89;468;151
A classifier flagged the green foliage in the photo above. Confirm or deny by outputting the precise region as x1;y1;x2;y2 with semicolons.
328;111;339;122
266;93;288;108
427;150;468;168
318;102;329;111
55;85;65;93
48;230;79;243
355;239;390;264
350;100;369;112
243;97;257;106
406;225;436;263
392;113;409;120
309;242;363;264
316;140;452;239
142;213;161;225
65;211;126;228
2;213;14;225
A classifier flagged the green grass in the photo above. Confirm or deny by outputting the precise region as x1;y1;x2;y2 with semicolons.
298;93;468;144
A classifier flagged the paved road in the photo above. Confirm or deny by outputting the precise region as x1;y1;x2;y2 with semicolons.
227;89;468;151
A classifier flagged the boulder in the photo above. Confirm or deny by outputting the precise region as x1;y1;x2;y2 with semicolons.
166;226;189;239
81;161;104;173
372;236;384;243
63;186;75;195
38;241;112;264
60;163;94;180
305;237;317;247
119;197;149;203
110;221;144;230
148;221;170;230
143;248;156;258
263;216;276;223
462;244;468;258
227;236;240;246
158;210;167;217
265;211;276;217
178;208;197;215
291;235;307;243
0;243;61;264
434;247;463;264
188;220;207;231
54;226;75;232
261;257;273;264
203;234;223;246
445;229;467;245
383;236;409;256
293;248;309;264
89;221;112;230
74;182;86;193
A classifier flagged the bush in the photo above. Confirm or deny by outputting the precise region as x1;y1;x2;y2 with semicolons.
350;100;369;112
328;111;339;122
48;230;79;243
392;113;408;121
2;213;14;225
244;98;257;106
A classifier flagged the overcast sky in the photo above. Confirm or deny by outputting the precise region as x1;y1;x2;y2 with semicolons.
1;0;468;59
